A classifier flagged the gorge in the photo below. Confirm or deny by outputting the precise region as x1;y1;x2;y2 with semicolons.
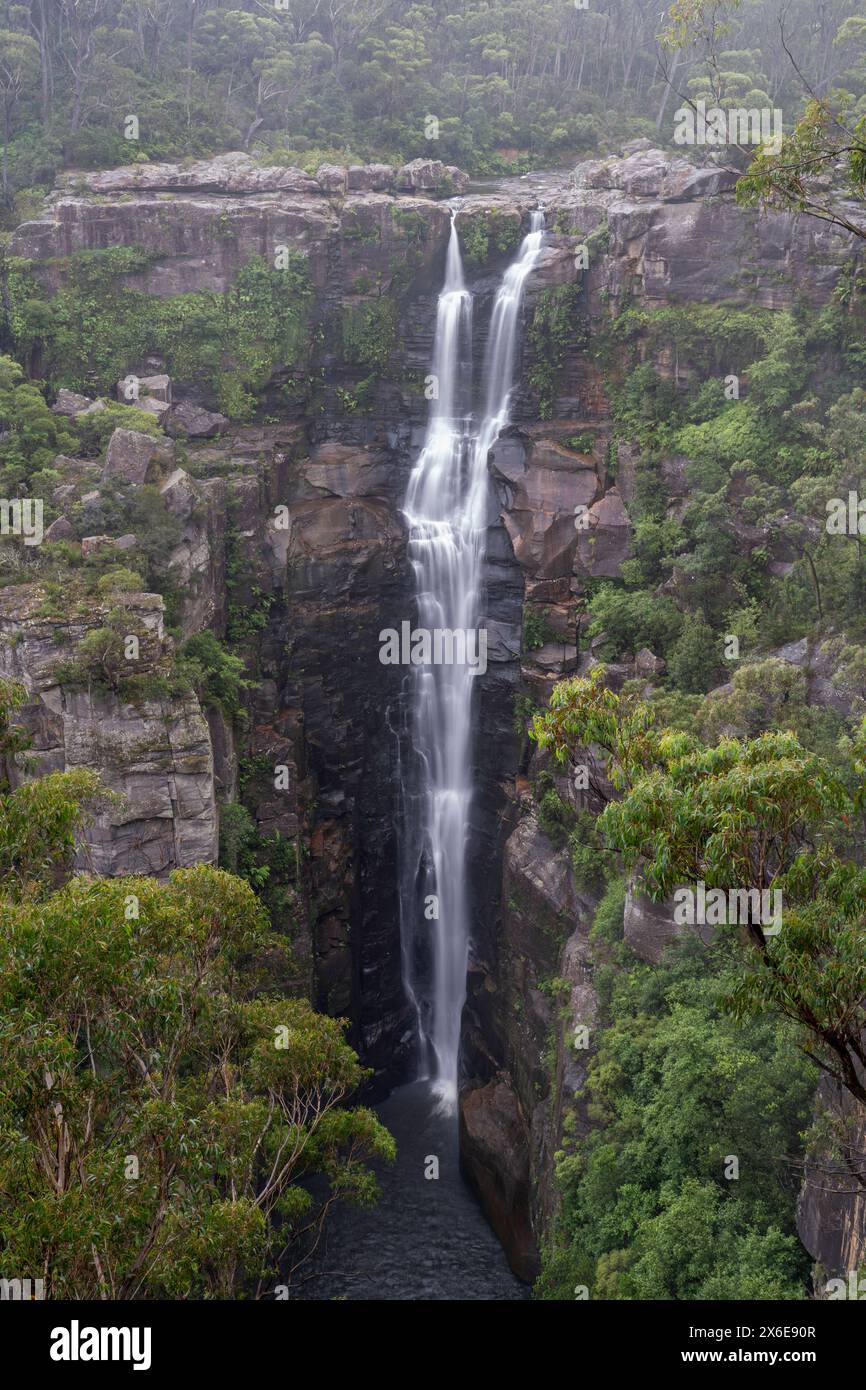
2;141;866;1299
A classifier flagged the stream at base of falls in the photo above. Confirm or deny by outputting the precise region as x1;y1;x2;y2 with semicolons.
292;1082;529;1301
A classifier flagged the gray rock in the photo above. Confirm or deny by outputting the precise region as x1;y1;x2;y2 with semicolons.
81;534;114;557
58;152;319;196
102;428;172;485
43;515;76;542
635;647;666;677
459;1076;538;1282
444;165;470;194
0;584;218;876
396;158;453;193
316;163;348;195
624;881;714;963
165;400;228;439
117;373;172;405
52;389;95;418
575;486;632;578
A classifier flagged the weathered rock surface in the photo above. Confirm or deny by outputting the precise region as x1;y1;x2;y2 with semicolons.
462;804;601;1274
0;585;217;875
164;400;229;438
102;427;173;485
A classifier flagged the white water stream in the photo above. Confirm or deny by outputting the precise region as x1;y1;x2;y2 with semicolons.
399;210;545;1111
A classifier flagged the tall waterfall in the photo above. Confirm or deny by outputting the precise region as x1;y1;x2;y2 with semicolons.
400;210;545;1112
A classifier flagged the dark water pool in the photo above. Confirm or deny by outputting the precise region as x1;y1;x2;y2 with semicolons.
293;1080;530;1301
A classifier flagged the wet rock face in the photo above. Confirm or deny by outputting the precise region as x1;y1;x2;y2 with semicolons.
461;800;602;1275
459;1075;538;1282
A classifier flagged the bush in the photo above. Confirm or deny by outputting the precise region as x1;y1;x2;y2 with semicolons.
178;629;254;719
587;585;682;659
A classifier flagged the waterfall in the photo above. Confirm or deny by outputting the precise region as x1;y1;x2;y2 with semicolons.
399;210;545;1112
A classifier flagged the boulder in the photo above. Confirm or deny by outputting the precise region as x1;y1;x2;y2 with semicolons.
396;158;457;194
102;428;172;485
572;147;738;201
81;534;114;557
575;486;633;578
43;515;76;543
635;647;666;677
116;373;172;405
444;164;470;194
347;163;394;192
52;389;96;418
164;400;229;439
316;163;348;195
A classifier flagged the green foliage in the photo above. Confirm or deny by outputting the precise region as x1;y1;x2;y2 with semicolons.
666;614;721;693
523;605;556;651
95;566;143;596
0;864;394;1298
528;285;585;419
73;401;163;455
458;210;522;265
342;299;396;371
534;770;576;847
178;630;255;720
587;584;683;659
0;354;76;494
537;934;814;1300
6;251;312;416
531;668;866;1121
589;876;626;945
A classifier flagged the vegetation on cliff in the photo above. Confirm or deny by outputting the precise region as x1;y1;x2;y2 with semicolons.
0;678;394;1298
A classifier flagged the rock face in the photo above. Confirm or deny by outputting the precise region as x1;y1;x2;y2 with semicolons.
797;1079;866;1278
461;803;601;1275
460;145;861;1275
0;586;217;875
459;1076;537;1282
103;428;173;485
8;143;865;1275
164;400;229;438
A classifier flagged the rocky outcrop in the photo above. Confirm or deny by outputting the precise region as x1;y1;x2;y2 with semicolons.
103;428;173;485
460;1076;537;1282
56;151;469;201
0;585;217;875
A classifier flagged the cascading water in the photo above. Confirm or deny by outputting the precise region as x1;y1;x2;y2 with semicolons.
400;210;546;1112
